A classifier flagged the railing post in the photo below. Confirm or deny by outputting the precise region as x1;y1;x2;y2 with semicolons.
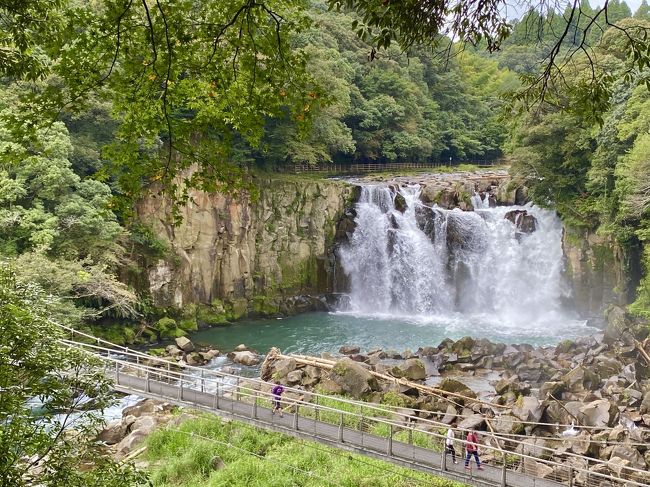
216;382;220;410
179;378;183;400
441;438;447;471
408;426;413;445
146;370;150;393
293;404;299;430
568;466;573;487
252;391;257;419
236;377;240;401
114;362;119;383
501;454;507;487
201;370;205;393
387;424;393;456
314;395;319;422
338;413;344;443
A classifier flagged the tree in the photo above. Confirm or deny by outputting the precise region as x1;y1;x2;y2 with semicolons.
0;265;147;487
329;0;648;118
635;0;650;20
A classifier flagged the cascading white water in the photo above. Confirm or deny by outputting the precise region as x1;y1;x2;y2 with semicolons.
338;184;575;332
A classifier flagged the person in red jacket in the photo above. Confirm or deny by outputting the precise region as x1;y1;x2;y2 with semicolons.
464;429;484;470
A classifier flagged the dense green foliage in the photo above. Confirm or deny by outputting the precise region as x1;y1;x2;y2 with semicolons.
145;414;464;487
252;3;517;166
0;266;146;487
509;17;650;318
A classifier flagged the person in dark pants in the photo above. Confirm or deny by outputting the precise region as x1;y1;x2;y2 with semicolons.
445;427;458;464
464;429;484;470
271;380;285;418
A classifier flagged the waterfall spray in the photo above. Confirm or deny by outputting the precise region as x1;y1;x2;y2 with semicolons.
338;185;573;331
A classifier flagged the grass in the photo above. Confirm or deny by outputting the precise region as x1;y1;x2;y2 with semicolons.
144;414;468;487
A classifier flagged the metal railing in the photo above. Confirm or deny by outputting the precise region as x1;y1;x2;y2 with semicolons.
57;328;650;487
291;161;501;174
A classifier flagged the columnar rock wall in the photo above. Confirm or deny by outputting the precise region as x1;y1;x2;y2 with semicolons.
136;176;356;318
562;226;642;319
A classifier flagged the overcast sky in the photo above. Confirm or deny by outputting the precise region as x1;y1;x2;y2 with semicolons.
506;0;645;19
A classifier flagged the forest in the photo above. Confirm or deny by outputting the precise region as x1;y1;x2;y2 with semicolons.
2;0;650;486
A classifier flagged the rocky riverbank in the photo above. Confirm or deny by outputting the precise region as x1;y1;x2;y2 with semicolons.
260;308;650;481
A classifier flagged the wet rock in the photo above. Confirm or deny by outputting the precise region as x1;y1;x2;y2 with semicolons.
186;352;204;366
234;344;247;352
175;336;194;352
231;351;261;366
504;209;537;233
394;192;407;213
414;206;437;243
200;349;220;361
166;344;183;356
339;345;360;355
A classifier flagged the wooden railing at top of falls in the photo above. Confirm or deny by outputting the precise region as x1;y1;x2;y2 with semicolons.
56;324;650;487
290;161;501;174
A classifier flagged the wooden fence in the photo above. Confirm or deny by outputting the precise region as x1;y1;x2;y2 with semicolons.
291;160;499;174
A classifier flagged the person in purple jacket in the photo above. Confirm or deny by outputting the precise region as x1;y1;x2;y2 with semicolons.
271;380;285;418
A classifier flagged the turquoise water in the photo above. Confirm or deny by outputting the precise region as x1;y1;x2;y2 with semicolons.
190;311;596;355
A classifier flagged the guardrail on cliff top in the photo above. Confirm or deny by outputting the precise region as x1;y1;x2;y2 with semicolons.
291;161;500;174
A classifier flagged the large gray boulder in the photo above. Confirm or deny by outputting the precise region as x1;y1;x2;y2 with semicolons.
512;396;545;423
328;358;379;398
175;336;194;352
578;399;617;427
231;351;261;366
391;359;426;380
458;413;485;430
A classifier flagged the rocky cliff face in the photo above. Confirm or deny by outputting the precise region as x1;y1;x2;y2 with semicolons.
137;176;356;320
562;226;642;319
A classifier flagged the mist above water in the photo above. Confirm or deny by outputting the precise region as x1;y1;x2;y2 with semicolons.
338;185;582;334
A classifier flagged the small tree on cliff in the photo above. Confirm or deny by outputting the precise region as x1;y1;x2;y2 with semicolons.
0;265;147;487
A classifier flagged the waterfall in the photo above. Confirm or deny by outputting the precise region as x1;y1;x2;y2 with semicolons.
338;184;573;330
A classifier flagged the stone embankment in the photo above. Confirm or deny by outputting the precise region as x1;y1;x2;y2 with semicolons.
261;308;650;481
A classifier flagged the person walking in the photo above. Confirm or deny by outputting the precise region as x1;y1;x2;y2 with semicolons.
271;380;285;418
445;427;458;464
464;429;484;470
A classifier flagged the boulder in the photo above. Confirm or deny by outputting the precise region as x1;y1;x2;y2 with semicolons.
490;415;524;435
97;419;128;444
504;209;537;233
286;370;303;384
234;344;247;352
328;358;379;398
521;458;554;478
115;430;148;456
437;379;477;401
517;437;553;460
561;366;600;393
512;396;545;423
641;390;650;414
122;399;172;418
175;336;194;352
391;359;426;381
231;351;261;366
339;345;360;355
186;352;204;366
273;358;297;379
210;456;226;470
609;445;645;469
578;399;617;427
458;413;485;430
165;344;183;356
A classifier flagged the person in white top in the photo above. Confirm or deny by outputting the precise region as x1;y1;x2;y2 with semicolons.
445;427;458;464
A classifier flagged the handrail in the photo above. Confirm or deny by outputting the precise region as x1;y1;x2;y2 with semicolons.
63;339;650;486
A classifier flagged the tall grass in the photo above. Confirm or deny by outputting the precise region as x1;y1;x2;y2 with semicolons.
144;415;467;487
